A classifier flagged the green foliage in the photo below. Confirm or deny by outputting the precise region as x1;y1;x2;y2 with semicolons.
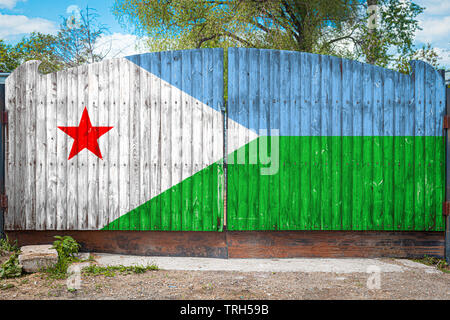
113;0;436;71
0;6;109;73
45;236;80;278
52;236;80;260
0;235;19;254
0;252;22;279
82;264;159;277
413;255;450;273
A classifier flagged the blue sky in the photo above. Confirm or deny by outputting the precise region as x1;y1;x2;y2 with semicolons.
0;0;449;68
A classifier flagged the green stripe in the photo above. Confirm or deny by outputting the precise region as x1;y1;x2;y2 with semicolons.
102;162;224;231
227;136;445;231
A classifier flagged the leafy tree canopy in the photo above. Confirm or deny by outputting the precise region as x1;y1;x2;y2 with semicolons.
113;0;438;71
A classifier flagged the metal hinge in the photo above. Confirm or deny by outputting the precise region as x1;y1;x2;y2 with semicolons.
444;115;450;129
0;194;7;210
1;111;7;125
443;202;450;216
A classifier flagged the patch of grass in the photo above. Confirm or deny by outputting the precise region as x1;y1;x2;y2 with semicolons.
82;264;159;277
0;283;15;290
413;255;450;273
0;235;19;254
0;252;22;279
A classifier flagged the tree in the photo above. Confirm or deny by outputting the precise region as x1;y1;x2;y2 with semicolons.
0;40;19;73
54;6;111;68
113;0;431;71
113;0;359;52
0;6;110;73
0;33;60;73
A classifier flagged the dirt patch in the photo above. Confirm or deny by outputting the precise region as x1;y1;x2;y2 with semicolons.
0;265;449;300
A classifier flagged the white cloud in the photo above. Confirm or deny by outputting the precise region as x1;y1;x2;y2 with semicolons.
414;0;450;69
95;33;148;59
0;0;26;9
433;47;450;69
416;16;450;44
66;4;80;15
0;13;56;39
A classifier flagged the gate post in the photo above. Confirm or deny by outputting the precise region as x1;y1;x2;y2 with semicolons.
445;83;450;264
0;80;5;240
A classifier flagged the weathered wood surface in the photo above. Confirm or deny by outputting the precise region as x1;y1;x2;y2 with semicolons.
5;230;444;258
5;49;225;231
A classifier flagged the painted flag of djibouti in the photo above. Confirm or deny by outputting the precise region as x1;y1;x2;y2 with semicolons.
6;48;257;231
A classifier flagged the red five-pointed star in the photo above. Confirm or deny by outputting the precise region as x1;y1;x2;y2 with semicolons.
58;107;113;160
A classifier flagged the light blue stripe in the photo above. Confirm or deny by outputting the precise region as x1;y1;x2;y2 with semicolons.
227;48;445;137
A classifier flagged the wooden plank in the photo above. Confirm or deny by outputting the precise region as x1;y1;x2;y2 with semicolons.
330;56;342;230
139;54;151;231
279;50;290;230
25;62;37;230
107;58;120;230
150;53;162;231
98;60;110;229
56;68;68;230
171;50;182;231
248;48;259;231
160;51;172;231
129;55;141;230
383;70;394;229
5;230;443;259
341;59;352;230
362;63;373;230
191;50;202;231
77;64;89;230
118;59;130;230
310;53;320;230
372;66;384;230
35;70;47;230
6;231;228;258
5;70;16;230
424;66;436;230
46;72;58;230
87;62;100;230
413;62;425;230
320;55;332;230
212;48;224;231
227;231;445;258
299;53;312;230
351;61;363;231
393;71;405;231
181;50;193;230
66;66;78;230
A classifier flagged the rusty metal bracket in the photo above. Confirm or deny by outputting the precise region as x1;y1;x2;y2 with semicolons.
444;115;450;129
0;194;7;210
1;111;7;125
443;202;450;216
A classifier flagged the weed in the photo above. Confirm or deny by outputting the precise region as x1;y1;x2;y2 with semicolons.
0;283;15;290
43;236;81;279
82;264;159;277
413;255;450;273
0;252;22;279
0;235;19;254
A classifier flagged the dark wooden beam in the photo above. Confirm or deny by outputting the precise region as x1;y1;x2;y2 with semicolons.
6;230;444;259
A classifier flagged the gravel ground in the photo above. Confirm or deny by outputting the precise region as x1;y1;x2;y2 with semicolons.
0;257;448;300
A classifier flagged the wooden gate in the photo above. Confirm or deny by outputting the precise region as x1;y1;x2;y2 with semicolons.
227;48;446;232
5;49;227;231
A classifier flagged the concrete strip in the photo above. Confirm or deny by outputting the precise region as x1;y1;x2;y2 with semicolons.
92;253;406;273
395;259;442;274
